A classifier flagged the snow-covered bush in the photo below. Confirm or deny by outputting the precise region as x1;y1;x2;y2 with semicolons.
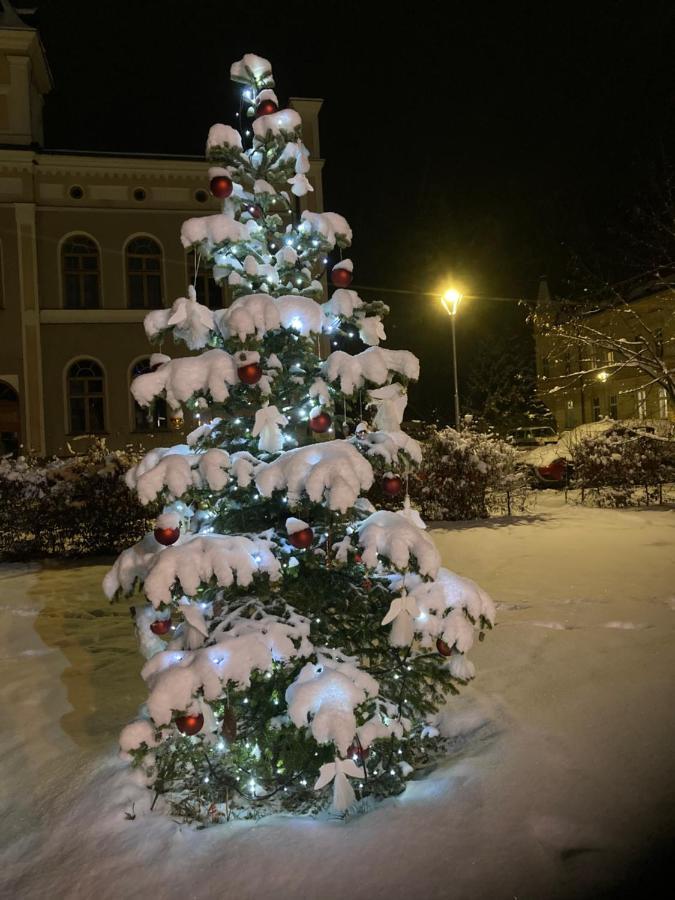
570;426;675;507
0;440;157;558
411;425;529;520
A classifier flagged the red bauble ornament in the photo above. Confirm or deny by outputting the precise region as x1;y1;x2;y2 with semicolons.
346;741;369;765
436;637;453;657
210;175;233;198
255;98;279;117
309;411;332;433
289;527;314;550
150;617;172;635
175;713;204;736
354;554;362;564
237;362;263;385
154;526;180;546
330;266;353;288
248;204;263;219
382;475;403;496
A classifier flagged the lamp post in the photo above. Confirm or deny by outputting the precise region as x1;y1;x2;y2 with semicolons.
441;288;463;428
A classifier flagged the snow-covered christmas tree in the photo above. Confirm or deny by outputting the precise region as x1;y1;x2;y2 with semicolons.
104;53;495;822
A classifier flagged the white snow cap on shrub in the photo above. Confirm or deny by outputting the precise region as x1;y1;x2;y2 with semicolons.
255;440;374;512
285;517;309;535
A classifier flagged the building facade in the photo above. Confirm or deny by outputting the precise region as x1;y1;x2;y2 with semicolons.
0;5;324;456
534;278;674;433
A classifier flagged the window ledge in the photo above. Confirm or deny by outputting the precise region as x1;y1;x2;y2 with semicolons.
41;309;149;324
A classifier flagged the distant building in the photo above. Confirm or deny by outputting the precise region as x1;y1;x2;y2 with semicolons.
534;276;674;432
0;3;324;455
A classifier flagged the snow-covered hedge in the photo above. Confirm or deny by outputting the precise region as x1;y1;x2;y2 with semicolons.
0;440;158;558
570;426;675;507
410;425;529;521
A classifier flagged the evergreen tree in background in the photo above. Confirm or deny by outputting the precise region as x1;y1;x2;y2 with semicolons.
104;54;494;823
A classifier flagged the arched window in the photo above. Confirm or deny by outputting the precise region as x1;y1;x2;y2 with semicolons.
131;358;168;432
67;359;105;434
62;235;100;309
187;251;223;310
126;236;163;309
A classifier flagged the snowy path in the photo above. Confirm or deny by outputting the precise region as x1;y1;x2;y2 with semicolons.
1;495;674;900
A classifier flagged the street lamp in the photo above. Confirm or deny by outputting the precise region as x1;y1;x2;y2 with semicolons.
441;288;463;427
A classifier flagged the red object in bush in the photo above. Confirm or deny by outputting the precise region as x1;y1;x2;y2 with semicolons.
150;617;172;635
255;98;278;117
154;526;180;546
436;637;453;657
382;475;403;496
309;411;332;433
537;458;567;482
176;713;204;736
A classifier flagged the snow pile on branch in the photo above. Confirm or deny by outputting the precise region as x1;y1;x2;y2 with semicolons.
299;211;353;248
180;214;250;249
131;350;238;409
126;446;232;504
216;293;281;341
255;440;374;512
206;124;243;152
276;295;326;335
252;405;288;454
103;533;160;599
142;534;281;605
119;719;159;755
355;429;422;466
253;108;301;140
322;288;363;319
368;383;410;431
357;510;440;577
286;658;379;754
144;287;215;350
230;53;273;85
324;347;420;395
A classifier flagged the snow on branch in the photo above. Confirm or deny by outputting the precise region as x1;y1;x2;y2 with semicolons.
255;440;374;513
180;214;252;250
354;429;422;466
131;350;239;410
125;446;232;505
144;287;215;350
324;347;420;395
357;510;440;577
299;211;353;248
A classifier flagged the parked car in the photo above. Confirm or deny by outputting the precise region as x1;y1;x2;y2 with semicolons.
507;426;559;447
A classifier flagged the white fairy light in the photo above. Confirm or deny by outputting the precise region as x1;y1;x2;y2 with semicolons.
217;741;225;751
300;779;307;786
204;776;210;783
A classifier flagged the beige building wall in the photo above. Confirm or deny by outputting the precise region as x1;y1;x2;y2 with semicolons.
0;13;325;457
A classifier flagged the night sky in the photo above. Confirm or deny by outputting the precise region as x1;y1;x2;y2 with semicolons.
29;0;675;423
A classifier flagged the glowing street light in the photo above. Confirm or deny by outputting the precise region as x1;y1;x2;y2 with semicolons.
441;288;464;427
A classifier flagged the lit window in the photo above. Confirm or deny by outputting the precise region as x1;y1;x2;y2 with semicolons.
126;236;163;309
131;358;168;431
658;387;668;419
636;389;647;420
186;252;223;310
67;359;105;434
62;235;100;309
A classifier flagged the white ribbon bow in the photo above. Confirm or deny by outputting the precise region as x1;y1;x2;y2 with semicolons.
314;756;364;813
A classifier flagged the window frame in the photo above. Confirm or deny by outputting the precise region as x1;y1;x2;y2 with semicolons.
65;357;107;435
60;232;102;310
125;234;164;310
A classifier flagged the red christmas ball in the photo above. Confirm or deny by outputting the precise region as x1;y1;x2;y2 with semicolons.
248;204;263;219
150;617;172;635
237;362;263;385
309;411;332;433
154;526;180;546
289;527;314;550
346;741;369;765
255;98;278;117
176;713;204;736
436;637;454;657
382;475;403;496
330;266;353;288
210;175;233;198
354;554;362;564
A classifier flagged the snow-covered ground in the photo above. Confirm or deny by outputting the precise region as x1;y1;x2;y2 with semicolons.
1;493;674;900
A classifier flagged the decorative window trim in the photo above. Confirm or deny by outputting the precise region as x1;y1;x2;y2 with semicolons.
124;233;165;310
63;355;109;436
58;232;103;310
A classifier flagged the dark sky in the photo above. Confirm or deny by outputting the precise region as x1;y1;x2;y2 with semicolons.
30;0;675;422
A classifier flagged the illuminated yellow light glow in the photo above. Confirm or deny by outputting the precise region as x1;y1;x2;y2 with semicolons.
597;370;609;382
441;288;463;316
